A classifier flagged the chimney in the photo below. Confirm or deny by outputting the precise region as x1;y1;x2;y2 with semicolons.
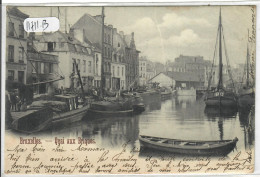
131;32;134;40
108;24;113;28
119;31;124;36
113;28;117;33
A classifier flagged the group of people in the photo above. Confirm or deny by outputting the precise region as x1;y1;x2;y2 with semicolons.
7;90;26;112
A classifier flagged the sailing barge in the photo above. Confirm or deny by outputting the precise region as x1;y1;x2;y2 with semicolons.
139;135;238;156
205;9;237;108
238;45;255;109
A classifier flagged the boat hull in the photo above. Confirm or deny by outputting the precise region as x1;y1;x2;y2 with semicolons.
238;94;254;109
87;108;133;118
136;90;161;101
161;92;173;100
11;107;53;133
52;105;89;124
205;96;237;108
139;135;238;156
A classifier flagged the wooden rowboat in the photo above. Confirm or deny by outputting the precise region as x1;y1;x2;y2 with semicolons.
139;135;238;156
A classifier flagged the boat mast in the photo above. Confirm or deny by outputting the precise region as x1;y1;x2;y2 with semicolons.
218;8;223;90
246;44;250;87
100;7;105;98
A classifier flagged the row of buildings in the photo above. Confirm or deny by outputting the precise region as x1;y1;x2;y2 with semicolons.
145;55;244;90
6;7;246;94
6;7;140;94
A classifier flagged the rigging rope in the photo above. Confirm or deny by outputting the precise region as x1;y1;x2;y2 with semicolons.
221;27;236;91
207;23;220;91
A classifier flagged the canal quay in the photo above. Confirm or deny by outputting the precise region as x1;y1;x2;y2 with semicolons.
5;6;255;159
10;95;254;158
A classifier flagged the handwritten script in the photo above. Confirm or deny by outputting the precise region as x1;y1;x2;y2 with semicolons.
4;137;254;174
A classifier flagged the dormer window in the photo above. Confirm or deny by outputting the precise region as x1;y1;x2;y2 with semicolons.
48;42;55;51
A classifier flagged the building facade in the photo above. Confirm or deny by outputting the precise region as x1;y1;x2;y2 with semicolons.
27;42;59;94
33;31;95;90
72;14;113;89
124;32;140;89
166;55;211;87
139;57;147;86
149;71;204;89
6;7;29;84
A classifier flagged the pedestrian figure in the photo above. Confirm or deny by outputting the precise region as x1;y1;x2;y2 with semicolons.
20;99;27;111
10;91;16;111
16;95;21;112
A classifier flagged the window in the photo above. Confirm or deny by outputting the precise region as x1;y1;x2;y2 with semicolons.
83;60;86;73
122;67;124;76
8;70;14;81
118;43;120;47
117;66;120;76
113;54;116;62
8;45;14;62
72;59;76;72
18;47;24;62
88;61;92;73
18;71;24;83
104;47;107;57
96;54;99;75
49;63;53;73
112;66;115;76
32;61;36;73
8;22;14;36
48;42;55;51
19;25;24;38
108;34;110;44
104;33;107;43
41;63;44;74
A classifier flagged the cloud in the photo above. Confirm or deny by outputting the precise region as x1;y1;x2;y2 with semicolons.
159;12;211;30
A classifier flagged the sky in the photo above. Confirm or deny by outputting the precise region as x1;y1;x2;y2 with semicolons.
18;6;255;65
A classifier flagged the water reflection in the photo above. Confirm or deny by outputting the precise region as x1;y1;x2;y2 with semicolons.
19;95;254;156
204;107;237;118
239;108;255;149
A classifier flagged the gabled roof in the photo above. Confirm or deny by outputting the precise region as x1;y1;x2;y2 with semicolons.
7;7;29;19
72;13;102;29
36;31;92;55
149;71;204;82
165;71;204;82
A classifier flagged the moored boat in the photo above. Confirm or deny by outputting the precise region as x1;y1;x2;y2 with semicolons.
238;45;255;109
139;135;238;156
205;89;237;108
51;94;89;124
11;107;53;133
87;100;134;118
204;9;237;108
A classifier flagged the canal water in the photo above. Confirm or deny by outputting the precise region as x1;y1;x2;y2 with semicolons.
32;95;254;157
9;95;254;157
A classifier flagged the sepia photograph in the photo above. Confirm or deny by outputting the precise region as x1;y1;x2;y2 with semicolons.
2;4;256;175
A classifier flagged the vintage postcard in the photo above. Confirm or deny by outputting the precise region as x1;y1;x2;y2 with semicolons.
2;4;256;175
